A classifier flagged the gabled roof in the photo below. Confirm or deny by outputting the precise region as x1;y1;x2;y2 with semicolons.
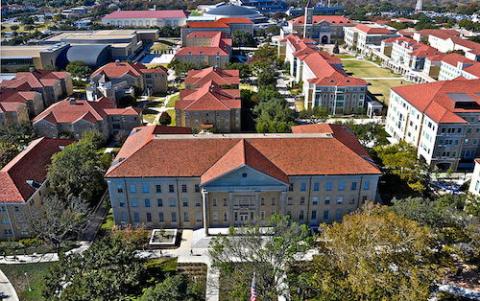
1;91;41;104
463;63;480;78
0;138;74;203
103;10;186;19
291;123;369;157
355;24;393;34
303;52;367;87
105;131;381;179
441;53;475;67
185;21;230;28
176;81;241;111
419;29;460;40
33;97;139;124
0;70;69;91
289;15;352;25
91;62;165;79
200;139;289;185
185;67;240;87
392;78;480;124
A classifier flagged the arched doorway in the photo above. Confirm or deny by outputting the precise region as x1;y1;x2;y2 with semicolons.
321;35;329;44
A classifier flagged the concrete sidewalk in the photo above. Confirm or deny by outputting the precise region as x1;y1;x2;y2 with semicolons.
0;269;18;301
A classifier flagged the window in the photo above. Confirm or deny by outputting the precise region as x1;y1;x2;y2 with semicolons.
157;199;163;207
363;181;370;190
313;182;320;192
271;198;276;206
351;182;357;190
195;199;201;207
224;212;228;222
184;212;189;222
325;182;333;191
156;185;162;193
117;186;123;193
171;212;177;223
169;185;175;193
144;199;151;207
213;211;218;222
289;183;294;191
169;199;176;207
287;197;293;205
338;181;345;191
260;211;265;220
181;184;187;193
133;212;140;223
299;210;304;220
183;199;189;207
336;196;343;204
195;184;200;192
159;212;164;222
146;212;152;222
131;199;138;207
300;197;305;205
142;183;149;193
119;201;125;208
300;182;307;192
213;198;217;207
325;196;330;205
129;185;136;193
311;210;317;220
312;197;319;206
323;210;329;220
261;198;265;206
223;198;227;206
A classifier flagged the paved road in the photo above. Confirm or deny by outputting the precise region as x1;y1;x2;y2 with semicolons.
0;269;18;301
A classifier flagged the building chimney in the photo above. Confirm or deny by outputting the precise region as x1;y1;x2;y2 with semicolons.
68;97;76;104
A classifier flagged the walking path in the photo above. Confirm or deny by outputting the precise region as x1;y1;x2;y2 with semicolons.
0;269;18;301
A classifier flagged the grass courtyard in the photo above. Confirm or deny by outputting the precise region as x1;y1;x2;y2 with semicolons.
341;58;410;105
1;262;53;301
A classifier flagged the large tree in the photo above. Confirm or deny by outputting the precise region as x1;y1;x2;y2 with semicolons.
209;215;311;301
139;274;204;301
300;205;445;301
28;195;90;248
47;132;108;203
66;61;92;79
43;237;146;300
254;89;296;133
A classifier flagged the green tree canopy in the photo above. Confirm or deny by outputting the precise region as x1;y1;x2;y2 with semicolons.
66;61;92;79
47;132;108;203
253;89;295;133
301;205;445;301
159;111;172;126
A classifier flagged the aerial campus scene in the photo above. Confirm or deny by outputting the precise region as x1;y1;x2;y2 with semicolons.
0;0;479;300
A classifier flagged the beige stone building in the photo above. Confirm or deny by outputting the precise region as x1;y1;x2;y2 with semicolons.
175;82;241;132
105;124;380;232
0;138;74;239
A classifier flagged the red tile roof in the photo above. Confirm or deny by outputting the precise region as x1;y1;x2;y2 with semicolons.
33;97;139;124
418;29;460;39
392;78;480;124
0;70;69;91
441;53;475;67
185;67;239;87
289;15;353;26
175;46;230;56
355;24;394;34
92;62;165;79
201;139;289;185
186;21;229;28
291;123;370;157
1;91;40;104
464;63;480;78
451;37;480;55
103;10;186;19
217;17;253;25
0;101;24;113
177;31;231;57
0;138;74;203
176;81;241;111
303;52;367;87
105;131;381;179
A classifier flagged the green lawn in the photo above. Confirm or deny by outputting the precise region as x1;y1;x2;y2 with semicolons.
1;263;53;301
367;79;410;105
167;110;176;126
341;59;401;78
166;93;180;107
143;114;158;124
336;54;354;59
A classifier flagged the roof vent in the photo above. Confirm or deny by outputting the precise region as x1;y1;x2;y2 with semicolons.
68;97;76;104
26;180;42;189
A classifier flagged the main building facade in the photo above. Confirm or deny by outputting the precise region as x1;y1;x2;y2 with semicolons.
105;125;380;232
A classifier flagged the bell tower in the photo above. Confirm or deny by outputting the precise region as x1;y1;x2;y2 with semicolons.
303;0;314;38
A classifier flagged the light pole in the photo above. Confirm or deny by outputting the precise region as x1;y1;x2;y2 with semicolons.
24;272;31;292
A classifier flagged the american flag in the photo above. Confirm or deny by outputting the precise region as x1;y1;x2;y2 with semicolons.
250;272;257;301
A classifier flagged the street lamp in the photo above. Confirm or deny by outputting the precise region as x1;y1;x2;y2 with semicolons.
24;272;31;292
